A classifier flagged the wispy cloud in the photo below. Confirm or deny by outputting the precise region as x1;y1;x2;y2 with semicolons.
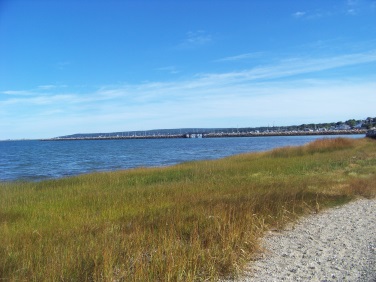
371;1;376;10
56;61;71;70
2;85;68;96
38;85;57;90
156;66;180;74
292;9;333;20
292;11;306;18
215;52;264;62
3;51;376;107
344;0;376;15
199;50;376;85
293;0;375;19
177;30;212;49
1;50;376;139
2;90;32;96
346;0;360;15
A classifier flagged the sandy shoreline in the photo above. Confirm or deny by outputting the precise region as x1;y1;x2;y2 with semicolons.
233;198;376;281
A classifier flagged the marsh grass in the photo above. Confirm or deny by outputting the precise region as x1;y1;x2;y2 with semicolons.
1;138;376;281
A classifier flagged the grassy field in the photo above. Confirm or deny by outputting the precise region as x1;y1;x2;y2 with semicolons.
1;137;376;281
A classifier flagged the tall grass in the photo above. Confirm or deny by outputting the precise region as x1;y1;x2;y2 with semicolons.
1;138;376;281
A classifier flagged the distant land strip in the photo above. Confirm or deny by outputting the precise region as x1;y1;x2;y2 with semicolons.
38;117;376;141
41;129;367;141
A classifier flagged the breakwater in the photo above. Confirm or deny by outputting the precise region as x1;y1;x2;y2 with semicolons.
41;129;366;141
41;134;186;141
204;129;366;138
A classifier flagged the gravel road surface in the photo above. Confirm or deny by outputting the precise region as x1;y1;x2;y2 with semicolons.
235;198;376;281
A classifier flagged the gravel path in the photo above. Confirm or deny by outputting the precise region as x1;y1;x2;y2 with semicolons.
236;198;376;282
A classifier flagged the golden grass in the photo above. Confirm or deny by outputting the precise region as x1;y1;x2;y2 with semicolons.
1;137;376;281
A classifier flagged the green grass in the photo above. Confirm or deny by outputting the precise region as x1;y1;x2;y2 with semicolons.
1;137;376;281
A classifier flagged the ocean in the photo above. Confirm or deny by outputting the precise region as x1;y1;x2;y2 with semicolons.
0;135;364;182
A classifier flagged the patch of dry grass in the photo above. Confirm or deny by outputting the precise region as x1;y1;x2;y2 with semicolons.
1;138;375;281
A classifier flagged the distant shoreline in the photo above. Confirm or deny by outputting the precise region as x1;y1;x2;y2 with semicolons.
40;129;366;141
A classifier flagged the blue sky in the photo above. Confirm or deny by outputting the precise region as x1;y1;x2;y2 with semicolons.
1;0;376;139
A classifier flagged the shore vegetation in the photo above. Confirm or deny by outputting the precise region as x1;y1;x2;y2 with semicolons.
1;138;376;281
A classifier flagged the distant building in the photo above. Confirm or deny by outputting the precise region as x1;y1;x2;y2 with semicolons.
336;124;351;130
185;133;203;138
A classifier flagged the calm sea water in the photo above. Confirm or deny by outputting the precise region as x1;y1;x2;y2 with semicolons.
0;135;364;182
